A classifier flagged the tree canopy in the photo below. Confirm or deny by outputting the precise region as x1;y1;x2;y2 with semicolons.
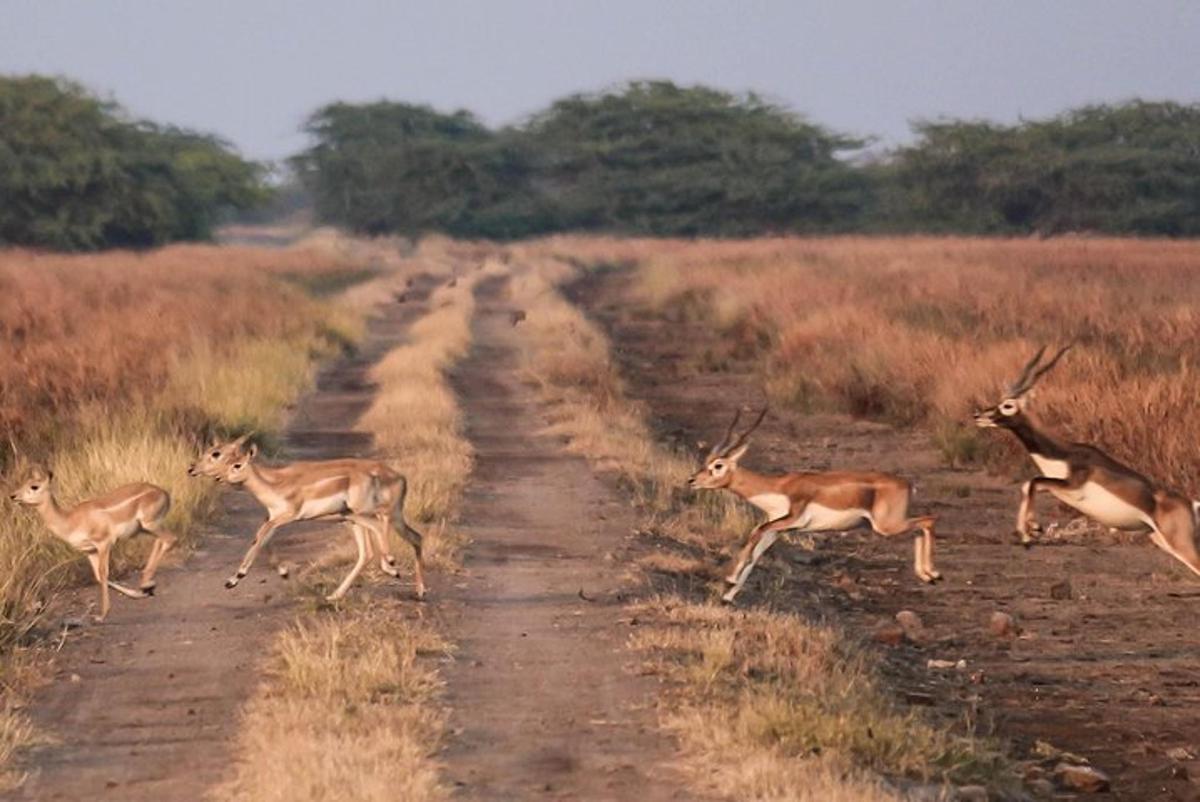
0;75;268;250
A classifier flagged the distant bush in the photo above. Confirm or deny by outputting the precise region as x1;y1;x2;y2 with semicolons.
0;75;268;250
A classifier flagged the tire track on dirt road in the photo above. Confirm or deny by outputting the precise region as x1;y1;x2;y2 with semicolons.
6;277;437;802
439;275;712;802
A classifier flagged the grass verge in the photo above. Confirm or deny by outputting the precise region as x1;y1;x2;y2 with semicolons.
217;247;492;802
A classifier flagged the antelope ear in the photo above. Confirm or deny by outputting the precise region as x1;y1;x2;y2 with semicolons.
247;443;259;458
726;443;749;463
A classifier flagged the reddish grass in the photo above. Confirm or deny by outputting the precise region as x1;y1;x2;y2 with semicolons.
0;242;364;451
529;235;1200;495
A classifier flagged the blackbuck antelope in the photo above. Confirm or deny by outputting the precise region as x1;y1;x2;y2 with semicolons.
688;409;939;603
191;436;426;601
9;467;176;621
975;345;1200;576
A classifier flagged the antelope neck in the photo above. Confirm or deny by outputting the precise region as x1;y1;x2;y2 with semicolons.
34;495;71;537
1005;415;1068;459
727;466;779;497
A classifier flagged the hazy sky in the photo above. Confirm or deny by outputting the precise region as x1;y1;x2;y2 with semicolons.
3;1;1198;162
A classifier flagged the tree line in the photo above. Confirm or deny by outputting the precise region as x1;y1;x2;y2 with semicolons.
292;83;1200;239
3;75;1199;249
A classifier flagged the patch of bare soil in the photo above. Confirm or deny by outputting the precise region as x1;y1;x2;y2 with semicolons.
4;277;439;801
438;275;715;801
570;266;1200;802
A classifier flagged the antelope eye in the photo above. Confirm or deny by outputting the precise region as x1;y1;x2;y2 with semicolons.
29;485;39;491
211;451;221;459
1000;401;1018;414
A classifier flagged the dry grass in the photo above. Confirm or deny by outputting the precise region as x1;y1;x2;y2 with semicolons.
221;244;492;802
503;246;1013;798
0;233;398;781
217;606;450;802
529;236;1200;491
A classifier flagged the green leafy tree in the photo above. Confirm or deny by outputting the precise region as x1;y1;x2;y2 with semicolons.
887;101;1200;235
524;81;870;235
0;75;268;250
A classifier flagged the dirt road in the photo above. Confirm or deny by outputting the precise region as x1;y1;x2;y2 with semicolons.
438;276;707;802
571;266;1200;802
6;280;435;801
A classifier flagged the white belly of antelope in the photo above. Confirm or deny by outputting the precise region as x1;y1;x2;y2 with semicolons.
298;494;349;519
1049;482;1152;531
1030;454;1071;479
748;493;792;521
796;503;868;532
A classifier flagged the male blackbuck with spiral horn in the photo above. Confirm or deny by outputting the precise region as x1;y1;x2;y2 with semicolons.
9;467;177;621
688;409;939;603
975;345;1200;576
192;436;425;600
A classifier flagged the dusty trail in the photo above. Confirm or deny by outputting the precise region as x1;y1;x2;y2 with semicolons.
572;266;1200;802
439;275;704;802
6;278;435;801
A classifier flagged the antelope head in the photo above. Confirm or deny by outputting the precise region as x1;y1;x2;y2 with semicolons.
189;433;254;480
974;344;1072;429
688;407;767;490
10;466;54;506
217;441;261;486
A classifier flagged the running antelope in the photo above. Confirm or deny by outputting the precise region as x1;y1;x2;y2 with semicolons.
688;409;939;603
9;467;176;621
974;345;1200;575
192;436;425;600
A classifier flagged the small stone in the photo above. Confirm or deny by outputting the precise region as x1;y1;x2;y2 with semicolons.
873;624;906;647
1053;762;1110;793
955;785;988;802
1027;778;1054;798
1050;580;1073;600
988;611;1019;638
895;610;925;638
1167;746;1196;762
69;673;81;683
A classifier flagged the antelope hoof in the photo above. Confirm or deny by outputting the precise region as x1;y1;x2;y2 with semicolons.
225;574;244;589
720;588;739;605
324;592;344;603
140;583;156;596
927;570;943;582
414;587;427;602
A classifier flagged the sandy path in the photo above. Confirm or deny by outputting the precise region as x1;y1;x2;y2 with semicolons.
573;266;1200;801
6;279;434;801
439;275;704;802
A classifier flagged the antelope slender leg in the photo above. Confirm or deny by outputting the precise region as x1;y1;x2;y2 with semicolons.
227;518;289;589
1150;522;1200;578
327;524;370;601
1017;477;1076;546
138;527;177;591
722;515;796;604
871;513;938;582
91;546;112;621
357;514;399;578
399;520;425;600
